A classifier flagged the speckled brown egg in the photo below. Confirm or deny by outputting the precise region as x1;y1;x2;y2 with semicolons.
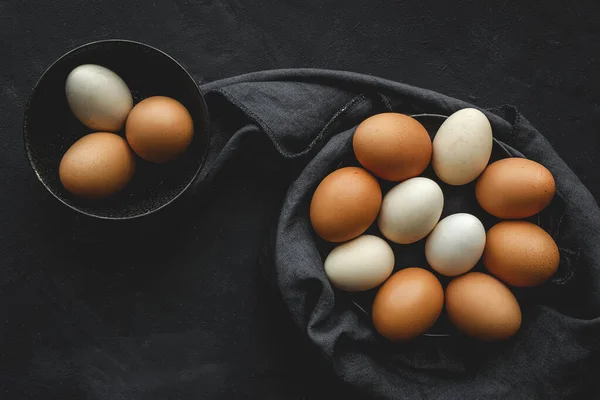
59;132;135;198
125;96;194;163
476;158;555;219
372;268;444;341
446;272;522;341
353;113;432;181
310;167;382;242
483;221;560;287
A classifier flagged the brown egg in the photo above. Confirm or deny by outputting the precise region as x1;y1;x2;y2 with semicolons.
476;158;555;219
125;96;194;163
372;268;444;341
310;167;382;242
446;272;522;341
59;132;136;198
353;113;432;181
483;221;560;287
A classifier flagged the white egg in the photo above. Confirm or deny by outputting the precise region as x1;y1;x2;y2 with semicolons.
65;64;133;131
432;108;493;185
324;235;394;292
425;213;486;276
378;177;444;244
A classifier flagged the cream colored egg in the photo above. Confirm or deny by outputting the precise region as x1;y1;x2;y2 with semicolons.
432;108;493;185
378;177;444;244
65;64;133;131
425;213;486;276
324;235;395;292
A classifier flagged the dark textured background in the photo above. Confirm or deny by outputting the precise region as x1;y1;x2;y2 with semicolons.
1;0;599;398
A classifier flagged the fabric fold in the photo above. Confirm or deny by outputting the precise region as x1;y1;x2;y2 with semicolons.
198;68;600;399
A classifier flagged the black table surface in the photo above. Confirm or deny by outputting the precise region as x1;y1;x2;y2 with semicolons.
2;1;599;398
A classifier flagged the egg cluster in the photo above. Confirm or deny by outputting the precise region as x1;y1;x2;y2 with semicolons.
310;109;558;341
59;64;194;199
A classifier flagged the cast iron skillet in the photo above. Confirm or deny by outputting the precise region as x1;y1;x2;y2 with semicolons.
23;39;210;220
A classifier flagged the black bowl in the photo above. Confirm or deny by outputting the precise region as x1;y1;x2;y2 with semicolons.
23;39;210;220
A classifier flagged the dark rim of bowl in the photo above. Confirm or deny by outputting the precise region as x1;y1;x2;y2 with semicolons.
22;39;211;221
